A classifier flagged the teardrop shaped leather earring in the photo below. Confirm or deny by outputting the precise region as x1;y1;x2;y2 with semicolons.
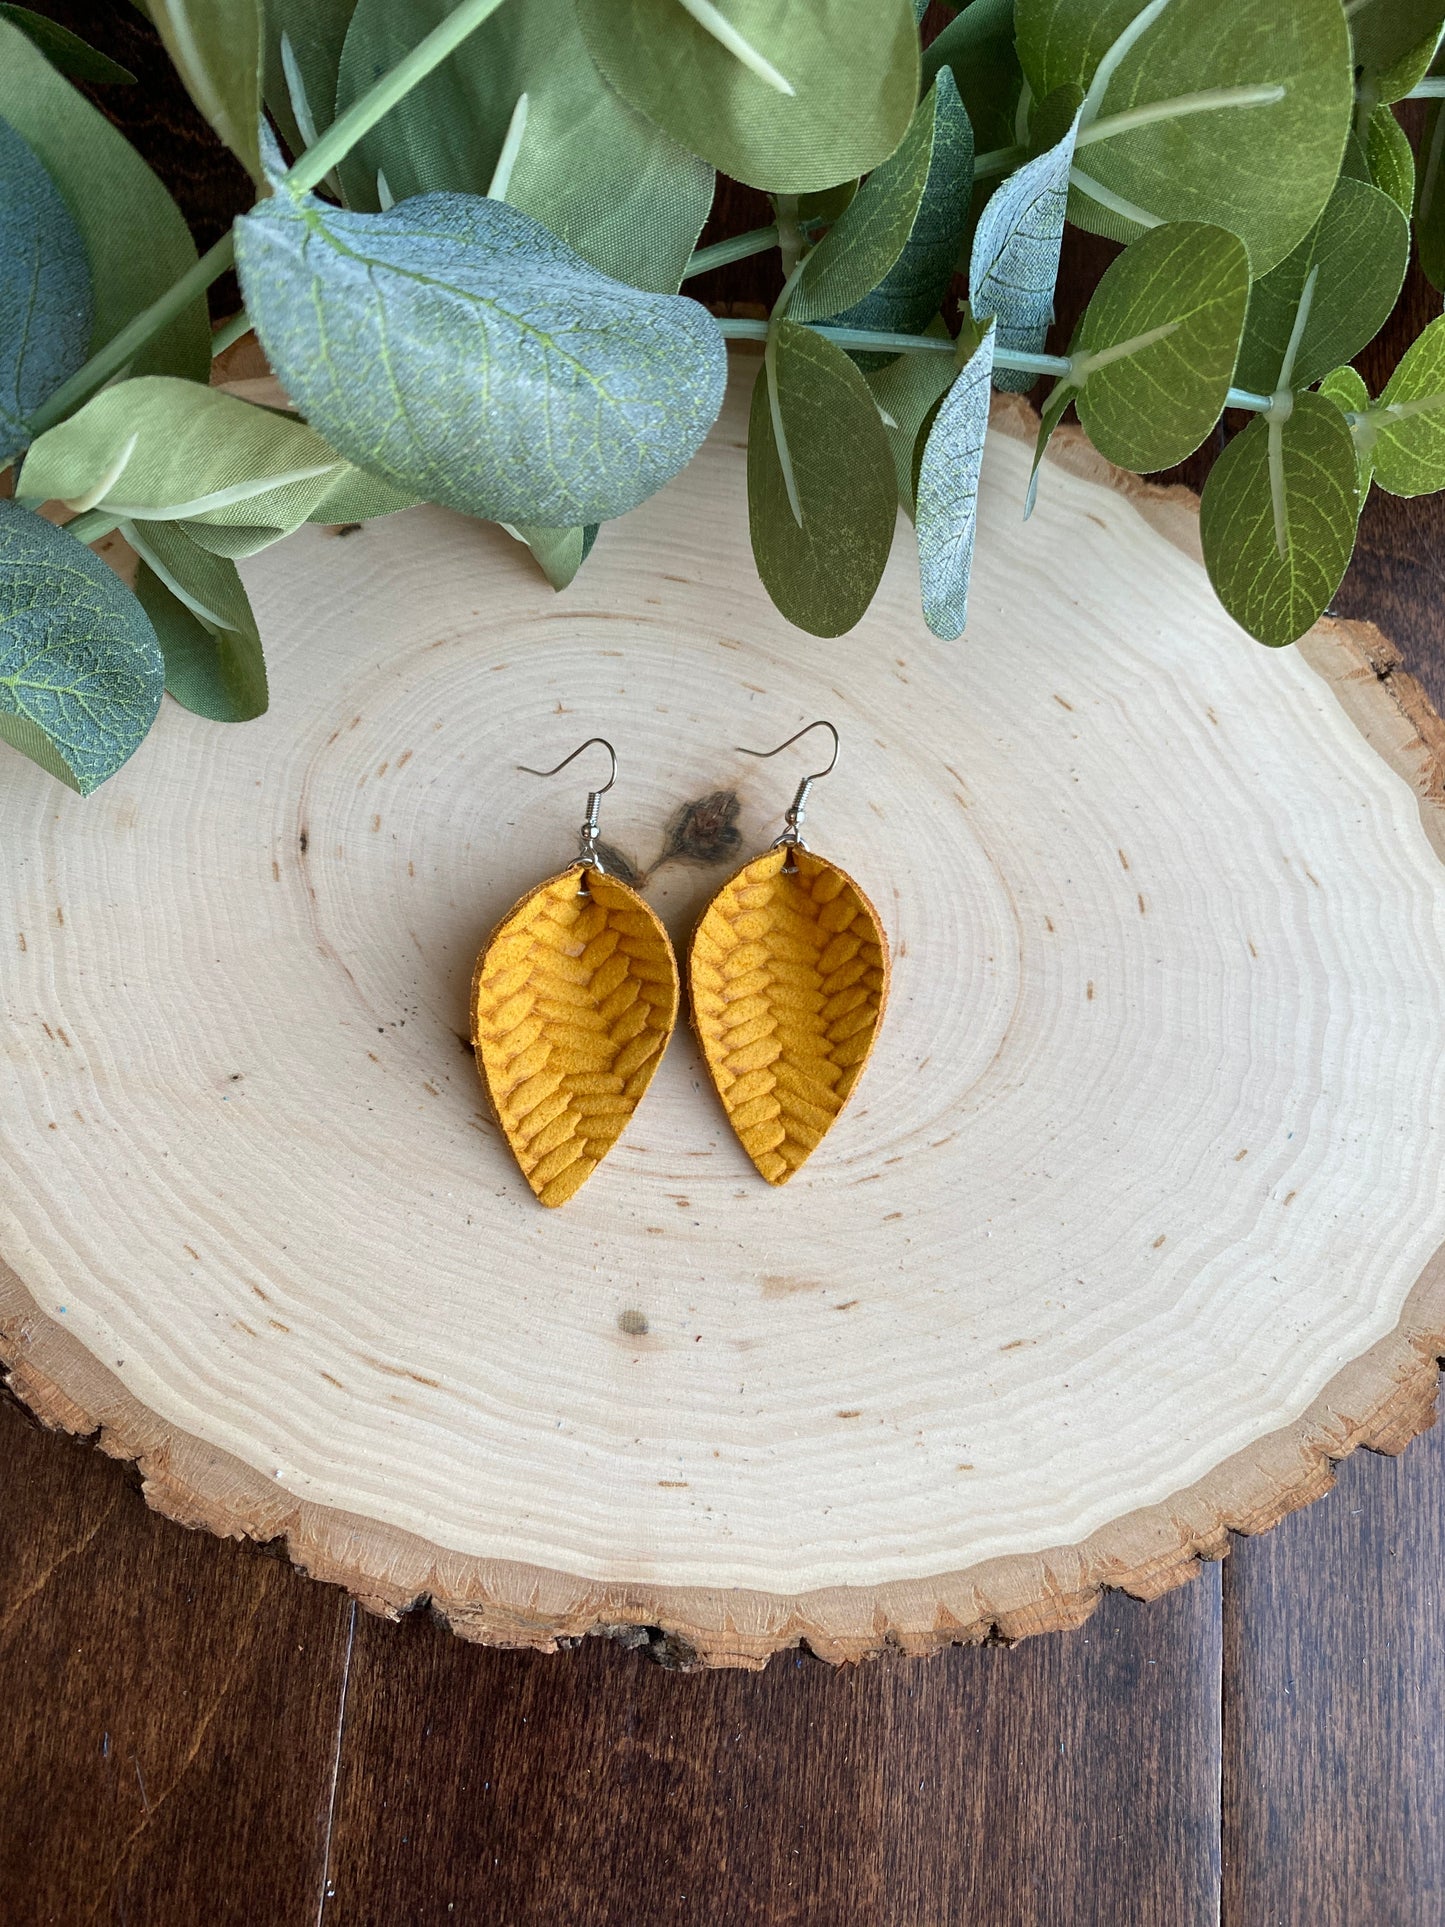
689;722;889;1186
471;738;679;1207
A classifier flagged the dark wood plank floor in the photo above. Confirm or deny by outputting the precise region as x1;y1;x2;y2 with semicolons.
3;9;1444;1922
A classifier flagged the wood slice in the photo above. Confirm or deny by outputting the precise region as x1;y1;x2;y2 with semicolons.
4;359;1444;1668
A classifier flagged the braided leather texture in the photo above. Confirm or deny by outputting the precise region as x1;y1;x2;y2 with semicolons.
471;866;679;1207
690;848;888;1184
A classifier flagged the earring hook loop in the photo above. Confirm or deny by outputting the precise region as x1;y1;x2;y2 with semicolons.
519;736;616;870
735;719;839;849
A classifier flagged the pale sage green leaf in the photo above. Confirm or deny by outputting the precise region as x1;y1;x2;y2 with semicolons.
1317;363;1375;502
792;69;974;366
508;521;598;590
1018;0;1354;275
970;109;1079;392
747;320;896;636
17;379;348;531
578;0;920;194
1199;392;1358;648
235;163;728;527
0;18;208;384
865;318;955;514
1371;313;1445;496
1234;177;1408;395
262;0;355;157
0;6;135;82
1349;0;1445;100
1367;103;1415;215
915;323;995;639
1073;221;1248;473
922;0;1023;153
334;0;713;292
149;0;264;179
129;520;267;722
0;497;163;793
0;118;91;458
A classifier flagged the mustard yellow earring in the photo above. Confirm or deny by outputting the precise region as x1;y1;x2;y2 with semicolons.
471;739;678;1207
689;722;889;1186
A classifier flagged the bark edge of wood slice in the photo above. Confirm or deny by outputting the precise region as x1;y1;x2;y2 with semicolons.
4;367;1444;1669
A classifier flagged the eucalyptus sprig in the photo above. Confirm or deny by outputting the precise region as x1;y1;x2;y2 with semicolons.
4;0;1445;794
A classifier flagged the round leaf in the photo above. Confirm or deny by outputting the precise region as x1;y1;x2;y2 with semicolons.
1199;392;1358;648
747;321;896;636
335;0;713;292
0;117;91;459
1366;102;1414;215
236;167;727;527
1372;314;1445;497
1073;221;1249;473
577;0;920;194
1318;363;1375;502
0;498;163;793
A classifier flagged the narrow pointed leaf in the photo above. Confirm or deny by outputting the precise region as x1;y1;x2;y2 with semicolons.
149;0;264;180
865;319;956;514
792;69;974;361
1073;221;1248;472
335;0;713;292
0;18;208;384
1371;314;1445;496
236;162;727;527
1318;363;1375;503
0;6;135;82
261;0;355;157
0;499;163;793
1199;392;1358;647
1367;103;1415;215
508;522;598;591
129;521;268;722
747;321;896;637
1234;177;1408;396
1024;374;1078;517
916;323;995;639
922;0;1023;153
1417;100;1445;293
0;118;91;458
577;0;919;194
970;110;1078;392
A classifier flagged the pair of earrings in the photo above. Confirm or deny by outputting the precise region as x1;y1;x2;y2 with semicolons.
470;723;890;1207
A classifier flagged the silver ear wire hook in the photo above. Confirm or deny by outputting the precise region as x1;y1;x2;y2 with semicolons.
519;736;617;872
735;719;839;851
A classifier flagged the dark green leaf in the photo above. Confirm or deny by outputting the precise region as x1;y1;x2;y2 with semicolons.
1371;313;1445;495
0;5;135;82
149;0;264;179
1234;176;1408;395
235;161;728;527
747;320;896;636
922;0;1022;153
334;0;713;292
970;109;1078;392
129;520;268;722
1073;221;1248;472
0;118;91;458
915;323;995;638
1367;103;1415;214
792;70;974;368
0;17;209;384
578;0;920;194
1349;0;1445;101
865;321;956;514
1019;0;1354;275
1416;101;1445;292
1199;392;1358;647
0;497;163;792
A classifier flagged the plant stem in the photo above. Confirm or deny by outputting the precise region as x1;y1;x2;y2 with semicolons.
1074;84;1285;150
1408;77;1445;97
210;309;254;357
683;226;780;278
61;510;121;545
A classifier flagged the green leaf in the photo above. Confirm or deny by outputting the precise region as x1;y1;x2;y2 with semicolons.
1234;177;1408;396
507;521;598;590
922;0;1023;153
1371;313;1445;496
1072;221;1248;472
18;379;350;533
0;5;136;82
747;320;896;636
262;0;356;157
128;521;268;722
1416;101;1445;293
791;69;974;366
1199;392;1358;648
865;318;956;515
1367;103;1415;215
1349;0;1445;101
1018;0;1354;275
0;17;209;385
0;118;91;459
149;0;264;180
334;0;713;293
915;323;995;638
0;498;163;793
577;0;920;194
1317;363;1375;502
235;160;728;527
1024;372;1077;517
970;109;1079;392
